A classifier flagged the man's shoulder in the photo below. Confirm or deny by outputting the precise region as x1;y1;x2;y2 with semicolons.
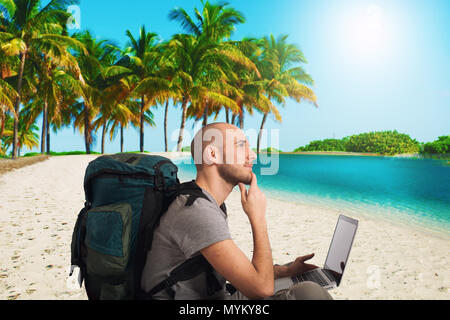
163;194;220;225
169;193;217;212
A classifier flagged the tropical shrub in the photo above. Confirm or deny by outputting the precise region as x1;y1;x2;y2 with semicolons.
294;131;421;155
294;138;347;152
262;147;282;153
422;135;450;154
344;130;420;155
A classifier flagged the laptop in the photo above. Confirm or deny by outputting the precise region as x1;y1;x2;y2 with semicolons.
274;214;358;292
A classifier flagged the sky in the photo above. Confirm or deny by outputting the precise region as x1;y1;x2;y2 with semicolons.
26;0;450;153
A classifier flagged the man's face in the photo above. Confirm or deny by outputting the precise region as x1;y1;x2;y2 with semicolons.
217;128;257;186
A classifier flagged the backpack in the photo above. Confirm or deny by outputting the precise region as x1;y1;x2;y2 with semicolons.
70;153;223;300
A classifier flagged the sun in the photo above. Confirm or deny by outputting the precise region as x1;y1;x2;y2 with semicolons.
341;4;391;62
353;5;384;52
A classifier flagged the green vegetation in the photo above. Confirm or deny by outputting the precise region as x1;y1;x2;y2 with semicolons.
295;130;422;156
294;138;347;152
0;155;50;175
0;0;317;159
345;131;420;155
422;136;449;154
252;147;283;153
23;151;101;157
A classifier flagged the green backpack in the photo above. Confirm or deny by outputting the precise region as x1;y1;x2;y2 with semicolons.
70;153;223;300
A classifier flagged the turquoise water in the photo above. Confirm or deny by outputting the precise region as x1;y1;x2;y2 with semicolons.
173;155;450;234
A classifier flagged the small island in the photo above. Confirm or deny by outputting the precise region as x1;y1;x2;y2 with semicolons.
255;131;450;160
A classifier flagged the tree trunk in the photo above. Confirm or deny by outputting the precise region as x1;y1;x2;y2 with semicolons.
177;98;188;152
84;102;91;154
41;100;48;154
257;112;268;154
140;95;145;153
0;109;4;141
120;125;124;153
202;103;209;127
164;100;169;152
225;108;229;124
239;102;244;129
231;113;237;126
101;123;106;154
0;109;4;155
12;51;27;159
46;117;50;154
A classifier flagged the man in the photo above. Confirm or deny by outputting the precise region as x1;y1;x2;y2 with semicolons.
141;123;332;300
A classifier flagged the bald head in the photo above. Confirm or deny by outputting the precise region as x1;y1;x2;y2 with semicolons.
191;122;238;168
191;122;257;185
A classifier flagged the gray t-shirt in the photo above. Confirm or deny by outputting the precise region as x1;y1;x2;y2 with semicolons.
140;186;231;300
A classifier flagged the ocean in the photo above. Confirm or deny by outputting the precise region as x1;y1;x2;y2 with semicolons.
173;154;450;235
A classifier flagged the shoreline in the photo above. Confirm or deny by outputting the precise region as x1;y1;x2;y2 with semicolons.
263;190;450;241
258;151;450;160
0;154;448;300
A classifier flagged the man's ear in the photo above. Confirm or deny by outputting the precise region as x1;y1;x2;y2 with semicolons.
203;145;221;166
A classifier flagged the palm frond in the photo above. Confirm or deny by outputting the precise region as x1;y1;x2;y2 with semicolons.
169;7;201;37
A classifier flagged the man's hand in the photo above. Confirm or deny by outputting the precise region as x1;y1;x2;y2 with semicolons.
274;253;320;279
202;172;273;299
287;253;319;276
238;173;266;223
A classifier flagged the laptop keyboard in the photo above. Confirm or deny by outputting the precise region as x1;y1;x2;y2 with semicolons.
296;270;330;287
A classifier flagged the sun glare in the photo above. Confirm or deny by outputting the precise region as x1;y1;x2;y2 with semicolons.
340;4;393;63
352;5;384;53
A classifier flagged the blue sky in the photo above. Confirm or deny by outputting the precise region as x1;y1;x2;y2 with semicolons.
28;0;450;153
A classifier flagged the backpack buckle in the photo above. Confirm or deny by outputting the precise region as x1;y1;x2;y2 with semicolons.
165;277;177;288
154;173;164;191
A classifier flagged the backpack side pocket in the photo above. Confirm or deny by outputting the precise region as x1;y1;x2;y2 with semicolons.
85;203;132;277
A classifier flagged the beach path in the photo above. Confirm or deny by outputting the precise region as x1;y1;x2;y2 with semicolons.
0;155;96;300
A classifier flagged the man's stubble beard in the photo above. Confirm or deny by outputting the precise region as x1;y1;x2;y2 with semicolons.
217;164;252;186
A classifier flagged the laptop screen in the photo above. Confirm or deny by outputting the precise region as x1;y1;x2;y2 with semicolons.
324;215;358;286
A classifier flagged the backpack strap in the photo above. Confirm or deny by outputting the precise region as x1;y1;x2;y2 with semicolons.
70;202;91;288
165;180;209;207
146;254;221;298
166;180;227;215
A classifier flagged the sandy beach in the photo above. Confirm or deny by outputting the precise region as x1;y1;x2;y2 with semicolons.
0;154;449;300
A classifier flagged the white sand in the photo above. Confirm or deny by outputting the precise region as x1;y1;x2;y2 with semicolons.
0;154;449;300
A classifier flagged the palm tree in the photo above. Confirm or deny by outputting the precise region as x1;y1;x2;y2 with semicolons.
168;0;261;150
2;104;39;156
106;99;137;153
0;0;83;158
169;0;245;44
169;0;249;130
27;46;82;154
220;38;275;130
71;31;125;154
0;48;18;143
154;41;182;153
166;33;241;151
256;34;318;154
125;26;170;153
93;66;138;154
0;78;18;143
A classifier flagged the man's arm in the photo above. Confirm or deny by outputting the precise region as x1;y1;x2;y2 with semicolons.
201;173;274;299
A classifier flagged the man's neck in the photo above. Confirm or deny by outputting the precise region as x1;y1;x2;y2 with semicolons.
195;174;233;207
